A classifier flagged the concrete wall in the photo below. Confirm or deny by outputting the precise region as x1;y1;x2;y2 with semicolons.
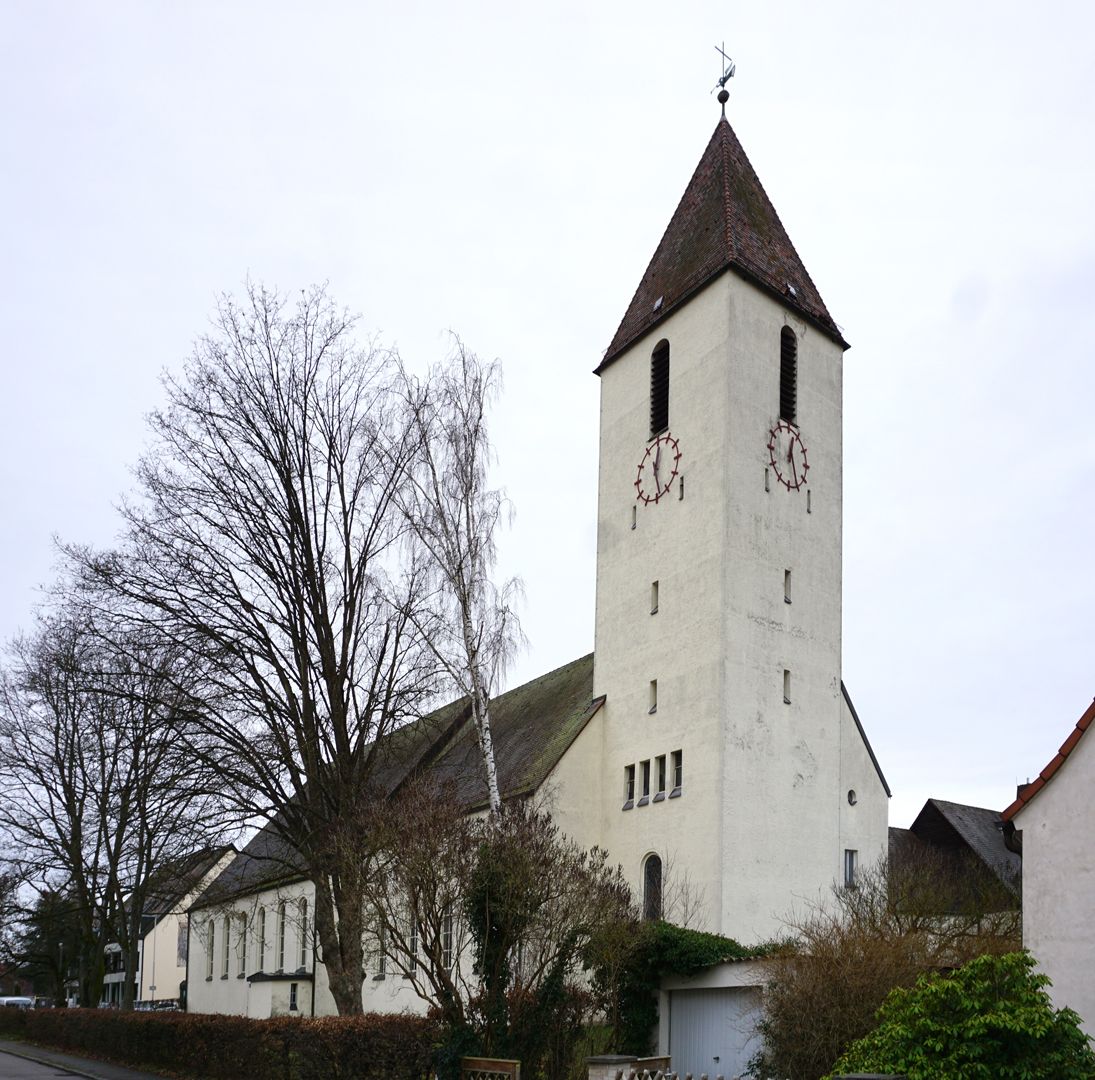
1013;727;1095;1034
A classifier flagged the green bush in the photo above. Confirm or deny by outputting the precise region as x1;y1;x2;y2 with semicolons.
0;1007;440;1080
827;951;1095;1080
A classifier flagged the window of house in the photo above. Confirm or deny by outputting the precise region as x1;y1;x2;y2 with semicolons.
780;326;797;424
222;915;230;977
257;907;266;971
205;922;214;980
649;679;658;714
650;340;670;437
177;918;188;967
238;916;247;976
650;580;659;614
298;898;308;969
783;669;792;705
289;982;298;1011
639;760;651;806
408;915;418;970
670;749;683;796
643;854;663;921
784;569;792;604
277;902;287;971
376;921;387;978
655;755;666;801
844;849;859;889
623;764;635;809
442;905;454;970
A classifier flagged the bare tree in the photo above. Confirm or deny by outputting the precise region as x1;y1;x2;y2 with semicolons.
67;283;438;1014
0;610;226;1007
400;343;522;814
752;848;1021;1080
360;779;633;1067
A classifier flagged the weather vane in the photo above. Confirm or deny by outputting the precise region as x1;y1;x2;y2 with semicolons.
713;42;735;116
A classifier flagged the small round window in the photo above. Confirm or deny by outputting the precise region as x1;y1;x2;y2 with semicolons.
847;789;858;806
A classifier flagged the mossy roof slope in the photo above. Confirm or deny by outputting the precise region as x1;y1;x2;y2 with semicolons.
194;654;599;907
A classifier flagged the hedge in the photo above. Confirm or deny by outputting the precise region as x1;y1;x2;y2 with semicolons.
0;1007;440;1080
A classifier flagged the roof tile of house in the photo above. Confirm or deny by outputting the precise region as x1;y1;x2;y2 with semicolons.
1002;698;1095;821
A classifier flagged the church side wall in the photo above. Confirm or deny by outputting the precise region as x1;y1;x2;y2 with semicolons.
837;693;889;878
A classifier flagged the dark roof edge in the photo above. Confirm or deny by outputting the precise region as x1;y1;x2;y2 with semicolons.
594;261;848;377
188;870;307;913
842;681;891;797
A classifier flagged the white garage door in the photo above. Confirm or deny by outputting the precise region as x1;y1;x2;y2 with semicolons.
668;987;762;1079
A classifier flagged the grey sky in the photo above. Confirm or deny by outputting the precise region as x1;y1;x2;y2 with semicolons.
2;1;1093;828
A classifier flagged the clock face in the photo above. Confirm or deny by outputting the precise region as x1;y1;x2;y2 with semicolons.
635;432;681;505
768;421;809;491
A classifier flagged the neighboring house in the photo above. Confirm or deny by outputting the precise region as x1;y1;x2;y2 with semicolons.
100;846;235;1008
1002;698;1095;1034
186;101;892;1076
891;797;1021;902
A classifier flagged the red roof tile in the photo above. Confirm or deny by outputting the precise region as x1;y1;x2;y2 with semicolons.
597;117;845;372
1002;698;1095;821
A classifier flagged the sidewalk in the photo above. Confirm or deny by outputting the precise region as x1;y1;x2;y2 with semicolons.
0;1039;174;1080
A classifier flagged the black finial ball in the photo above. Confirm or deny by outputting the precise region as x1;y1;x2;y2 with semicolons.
718;89;729;105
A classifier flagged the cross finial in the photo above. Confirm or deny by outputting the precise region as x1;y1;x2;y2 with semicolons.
713;42;735;117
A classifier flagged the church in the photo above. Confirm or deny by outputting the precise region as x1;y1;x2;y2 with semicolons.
185;97;891;1069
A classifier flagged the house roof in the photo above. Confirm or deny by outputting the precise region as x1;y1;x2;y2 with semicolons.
1002;698;1095;822
142;845;235;919
193;654;600;909
909;798;1021;895
597;116;845;373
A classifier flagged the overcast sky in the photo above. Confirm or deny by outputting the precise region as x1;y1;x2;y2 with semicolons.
2;1;1093;828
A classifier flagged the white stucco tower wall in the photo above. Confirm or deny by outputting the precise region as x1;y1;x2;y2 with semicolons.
591;116;888;944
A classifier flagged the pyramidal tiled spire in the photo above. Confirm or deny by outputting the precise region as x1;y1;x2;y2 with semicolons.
598;117;845;371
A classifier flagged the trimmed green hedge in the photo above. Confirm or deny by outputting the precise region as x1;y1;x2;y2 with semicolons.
0;1007;440;1080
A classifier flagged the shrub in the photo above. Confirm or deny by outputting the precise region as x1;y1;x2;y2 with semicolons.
0;1008;440;1080
752;850;1020;1080
827;951;1095;1080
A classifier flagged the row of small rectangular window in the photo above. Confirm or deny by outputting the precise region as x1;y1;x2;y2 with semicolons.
205;900;308;980
623;750;682;810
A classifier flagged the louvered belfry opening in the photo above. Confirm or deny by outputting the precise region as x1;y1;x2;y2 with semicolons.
650;340;670;437
780;326;797;424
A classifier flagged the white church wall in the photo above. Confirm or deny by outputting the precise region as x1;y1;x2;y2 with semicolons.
838;692;889;883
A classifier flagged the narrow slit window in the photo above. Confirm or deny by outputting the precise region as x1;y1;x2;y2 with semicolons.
442;905;454;970
650;340;670;437
206;922;214;979
780;326;797;424
649;679;658;714
289;982;298;1011
238;916;247;976
222;915;230;976
783;669;792;705
671;749;683;795
277;902;287;970
650;580;659;614
639;760;651;804
624;764;636;807
298;898;308;969
631;504;637;530
784;569;792;604
656;754;666;797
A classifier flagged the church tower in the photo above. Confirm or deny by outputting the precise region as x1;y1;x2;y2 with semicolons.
591;105;888;943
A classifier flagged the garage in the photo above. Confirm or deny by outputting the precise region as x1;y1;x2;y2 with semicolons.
668;986;763;1079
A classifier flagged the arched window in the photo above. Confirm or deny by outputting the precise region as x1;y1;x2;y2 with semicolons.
780;327;797;424
650;341;670;437
277;901;287;971
643;854;663;921
256;907;266;971
298;898;308;969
